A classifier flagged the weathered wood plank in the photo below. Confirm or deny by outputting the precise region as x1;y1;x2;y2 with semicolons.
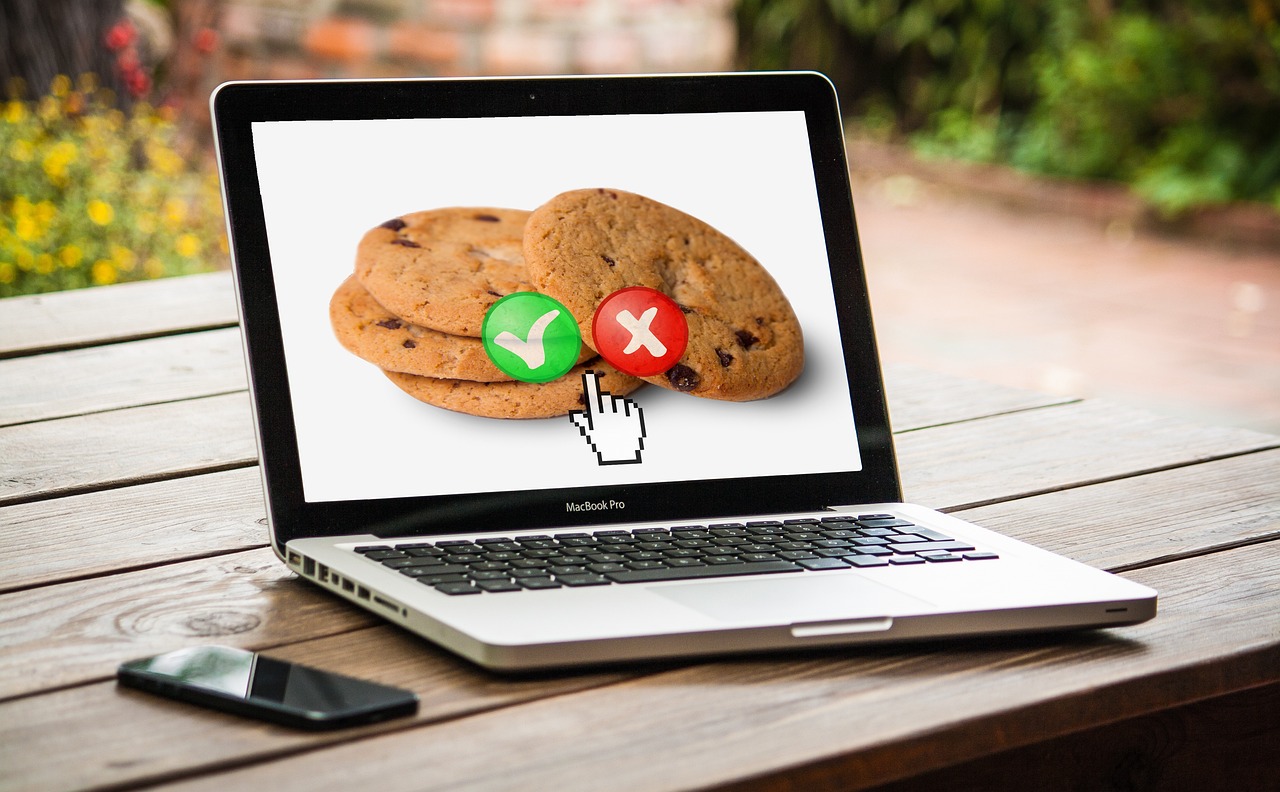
1;449;1276;790
0;547;374;701
861;681;1279;792
883;362;1073;432
897;398;1280;509
0;466;267;594
6;446;1269;698
0;392;258;506
0;272;238;358
123;540;1280;792
0;327;247;427
952;448;1280;573
0;624;629;792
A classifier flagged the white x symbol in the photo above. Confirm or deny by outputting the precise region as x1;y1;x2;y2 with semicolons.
615;307;667;357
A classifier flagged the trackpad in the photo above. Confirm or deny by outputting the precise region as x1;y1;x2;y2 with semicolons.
652;573;937;626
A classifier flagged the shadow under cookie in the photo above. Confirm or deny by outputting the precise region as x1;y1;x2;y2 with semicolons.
384;361;643;419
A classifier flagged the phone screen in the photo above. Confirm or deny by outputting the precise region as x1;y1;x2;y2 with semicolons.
118;645;418;729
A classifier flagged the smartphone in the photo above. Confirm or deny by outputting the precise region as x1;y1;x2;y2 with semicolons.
117;645;419;730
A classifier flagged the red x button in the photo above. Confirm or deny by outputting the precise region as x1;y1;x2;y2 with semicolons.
591;287;688;377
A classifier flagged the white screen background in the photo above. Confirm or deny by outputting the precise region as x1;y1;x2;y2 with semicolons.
251;111;861;502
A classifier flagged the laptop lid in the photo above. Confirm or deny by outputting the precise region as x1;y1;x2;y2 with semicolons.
212;72;899;553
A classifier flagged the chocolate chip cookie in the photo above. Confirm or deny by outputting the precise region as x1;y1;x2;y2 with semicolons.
523;189;803;401
384;362;643;419
355;208;533;337
330;276;590;381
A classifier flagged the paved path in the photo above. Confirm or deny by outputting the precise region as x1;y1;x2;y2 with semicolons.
853;176;1280;434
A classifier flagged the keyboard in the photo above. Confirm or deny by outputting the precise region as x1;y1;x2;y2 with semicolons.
350;514;998;596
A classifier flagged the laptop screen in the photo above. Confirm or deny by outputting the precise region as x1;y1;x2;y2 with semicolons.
214;74;898;543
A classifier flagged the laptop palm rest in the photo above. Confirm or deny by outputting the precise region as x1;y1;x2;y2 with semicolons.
651;573;937;628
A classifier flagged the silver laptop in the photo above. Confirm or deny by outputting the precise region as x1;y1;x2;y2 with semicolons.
212;72;1156;671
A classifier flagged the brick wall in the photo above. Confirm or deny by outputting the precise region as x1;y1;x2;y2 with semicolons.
218;0;737;81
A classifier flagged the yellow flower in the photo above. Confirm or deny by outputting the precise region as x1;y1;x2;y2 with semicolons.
36;253;55;274
91;259;117;285
50;74;71;98
144;257;164;278
175;233;201;258
3;100;24;124
9;139;33;162
136;212;157;234
59;245;83;268
163;198;187;228
37;95;59;122
15;215;38;242
0;261;14;284
35;200;56;225
146;142;184;176
87;199;114;226
42;141;77;184
111;245;136;270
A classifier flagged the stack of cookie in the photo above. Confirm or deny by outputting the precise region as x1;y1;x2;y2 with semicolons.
329;191;804;419
329;207;641;419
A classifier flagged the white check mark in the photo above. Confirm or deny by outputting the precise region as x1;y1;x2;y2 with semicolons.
494;309;559;370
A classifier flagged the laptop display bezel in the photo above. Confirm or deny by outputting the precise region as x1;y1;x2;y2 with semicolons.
212;72;899;551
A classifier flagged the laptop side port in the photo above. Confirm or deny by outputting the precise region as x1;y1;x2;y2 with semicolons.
317;564;329;583
302;556;315;577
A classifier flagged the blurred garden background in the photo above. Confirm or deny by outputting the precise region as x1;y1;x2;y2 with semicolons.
2;0;1278;298
2;0;1278;433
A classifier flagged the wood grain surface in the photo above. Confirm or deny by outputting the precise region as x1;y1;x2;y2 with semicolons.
0;274;1275;792
0;272;238;358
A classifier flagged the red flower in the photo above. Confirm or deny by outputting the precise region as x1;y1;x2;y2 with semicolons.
105;20;136;51
194;27;219;54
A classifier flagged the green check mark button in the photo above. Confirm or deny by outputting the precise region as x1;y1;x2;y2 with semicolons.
481;293;582;383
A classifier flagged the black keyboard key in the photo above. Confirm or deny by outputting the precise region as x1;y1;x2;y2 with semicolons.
415;572;470;585
476;579;523;593
404;547;446;557
354;545;392;554
587;563;628;573
518;577;561;590
748;520;784;527
777;550;818;561
626;560;667;570
510;568;551;578
626;551;665;561
434;582;480;595
605;560;801;584
797;557;851;571
364;550;408;561
470;570;512;580
852;537;890;546
924;553;963;562
857;546;894;556
890;540;975;554
739;553;780;563
911;528;956;541
847;556;890;567
475;537;514;545
858;528;899;537
964;551;1000;560
381;556;442;569
556;573;610;587
399;566;452;578
704;556;745;565
664;557;707;568
885;534;924;543
886;554;926;565
549;565;588;575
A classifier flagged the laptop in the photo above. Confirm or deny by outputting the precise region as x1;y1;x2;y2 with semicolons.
211;72;1156;671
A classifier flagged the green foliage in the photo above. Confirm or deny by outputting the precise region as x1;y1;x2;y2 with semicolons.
0;75;226;297
737;0;1280;215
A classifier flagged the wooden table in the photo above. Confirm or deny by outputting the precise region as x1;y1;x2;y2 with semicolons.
2;271;1277;791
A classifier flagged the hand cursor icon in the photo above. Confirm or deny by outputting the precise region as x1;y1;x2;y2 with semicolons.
569;371;646;465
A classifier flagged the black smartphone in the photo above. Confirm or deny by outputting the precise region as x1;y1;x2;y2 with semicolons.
117;645;419;730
